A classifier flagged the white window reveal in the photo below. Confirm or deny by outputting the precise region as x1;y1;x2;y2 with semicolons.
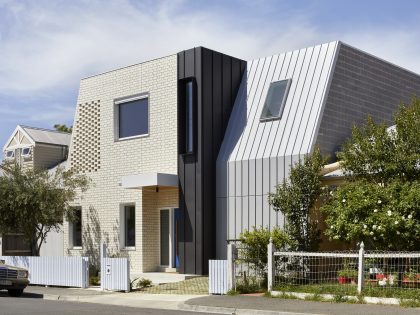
260;79;292;122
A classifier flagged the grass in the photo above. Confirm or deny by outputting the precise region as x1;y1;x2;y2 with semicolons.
399;299;420;308
273;283;420;300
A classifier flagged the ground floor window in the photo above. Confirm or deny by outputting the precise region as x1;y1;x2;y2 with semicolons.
70;207;82;248
124;205;136;247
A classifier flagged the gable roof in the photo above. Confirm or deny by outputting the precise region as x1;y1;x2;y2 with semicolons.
3;125;71;152
20;126;71;146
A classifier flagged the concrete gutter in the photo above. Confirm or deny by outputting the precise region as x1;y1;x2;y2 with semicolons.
179;303;325;315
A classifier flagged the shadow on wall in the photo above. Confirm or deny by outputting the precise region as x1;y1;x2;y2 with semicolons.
75;206;127;275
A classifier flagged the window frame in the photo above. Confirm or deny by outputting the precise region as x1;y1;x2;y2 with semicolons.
120;203;136;250
260;79;292;122
114;94;150;141
21;147;32;157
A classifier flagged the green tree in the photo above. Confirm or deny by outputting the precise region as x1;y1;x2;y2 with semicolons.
54;124;72;133
268;148;326;251
0;162;89;255
322;97;420;250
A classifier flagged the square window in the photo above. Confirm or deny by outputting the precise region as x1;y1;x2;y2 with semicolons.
117;97;149;139
260;79;292;122
124;205;135;247
70;207;82;248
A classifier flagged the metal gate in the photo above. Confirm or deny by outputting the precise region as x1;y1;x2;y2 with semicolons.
100;244;130;292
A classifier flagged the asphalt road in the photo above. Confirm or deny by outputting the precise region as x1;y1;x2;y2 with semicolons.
0;296;211;315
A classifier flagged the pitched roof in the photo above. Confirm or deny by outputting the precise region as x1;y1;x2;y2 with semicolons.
20;126;71;146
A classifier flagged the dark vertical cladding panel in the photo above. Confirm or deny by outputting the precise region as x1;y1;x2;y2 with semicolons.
195;47;203;275
184;156;196;273
212;52;223;147
202;48;214;273
184;49;195;78
178;47;246;275
222;55;233;132
177;52;186;273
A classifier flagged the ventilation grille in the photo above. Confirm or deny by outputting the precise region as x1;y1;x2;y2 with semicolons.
71;101;101;173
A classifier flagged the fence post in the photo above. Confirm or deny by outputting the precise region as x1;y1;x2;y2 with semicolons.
267;237;275;292
227;243;236;292
100;243;107;291
357;242;365;294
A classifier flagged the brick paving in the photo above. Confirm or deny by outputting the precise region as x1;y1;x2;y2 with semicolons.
135;277;208;295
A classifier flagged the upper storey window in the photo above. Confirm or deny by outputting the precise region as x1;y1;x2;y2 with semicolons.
5;150;15;159
260;79;292;122
116;96;149;140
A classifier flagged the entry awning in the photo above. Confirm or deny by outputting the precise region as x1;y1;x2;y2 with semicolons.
121;172;178;189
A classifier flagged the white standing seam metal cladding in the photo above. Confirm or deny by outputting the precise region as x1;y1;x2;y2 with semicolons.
216;42;339;257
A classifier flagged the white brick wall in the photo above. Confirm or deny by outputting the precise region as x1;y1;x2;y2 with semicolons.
64;55;178;273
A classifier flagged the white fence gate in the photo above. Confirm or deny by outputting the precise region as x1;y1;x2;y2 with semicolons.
100;244;130;292
209;260;228;294
0;256;89;288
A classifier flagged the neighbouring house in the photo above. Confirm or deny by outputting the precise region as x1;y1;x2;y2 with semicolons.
3;41;420;275
0;125;70;256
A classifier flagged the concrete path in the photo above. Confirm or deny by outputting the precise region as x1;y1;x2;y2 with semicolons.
23;285;205;310
185;295;420;315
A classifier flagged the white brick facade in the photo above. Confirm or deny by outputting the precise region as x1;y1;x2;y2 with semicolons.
64;55;179;273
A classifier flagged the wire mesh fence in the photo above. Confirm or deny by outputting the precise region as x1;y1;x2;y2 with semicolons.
272;247;420;297
228;240;266;292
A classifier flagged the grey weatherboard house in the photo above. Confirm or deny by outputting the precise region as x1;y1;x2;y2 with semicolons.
5;41;419;276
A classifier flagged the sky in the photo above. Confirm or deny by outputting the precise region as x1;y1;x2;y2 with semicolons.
1;0;420;151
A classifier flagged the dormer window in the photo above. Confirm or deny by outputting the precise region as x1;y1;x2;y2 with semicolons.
260;79;292;122
5;150;14;159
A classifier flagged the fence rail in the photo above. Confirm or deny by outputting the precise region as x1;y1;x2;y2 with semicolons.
0;256;89;288
270;242;420;294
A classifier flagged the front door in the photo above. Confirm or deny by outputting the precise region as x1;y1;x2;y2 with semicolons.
160;208;181;269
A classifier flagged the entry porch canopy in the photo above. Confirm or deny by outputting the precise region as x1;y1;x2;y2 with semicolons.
121;172;178;189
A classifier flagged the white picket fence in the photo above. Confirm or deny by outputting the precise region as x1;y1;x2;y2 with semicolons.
209;260;228;294
0;256;89;288
100;244;130;292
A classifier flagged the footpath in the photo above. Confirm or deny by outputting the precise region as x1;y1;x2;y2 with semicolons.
9;286;419;315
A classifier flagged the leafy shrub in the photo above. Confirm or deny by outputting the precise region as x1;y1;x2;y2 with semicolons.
239;226;294;275
89;276;100;286
130;277;152;291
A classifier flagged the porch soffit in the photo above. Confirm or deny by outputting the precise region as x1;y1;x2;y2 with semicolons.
121;172;178;189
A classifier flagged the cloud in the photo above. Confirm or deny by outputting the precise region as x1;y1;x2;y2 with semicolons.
0;1;420;115
0;0;321;94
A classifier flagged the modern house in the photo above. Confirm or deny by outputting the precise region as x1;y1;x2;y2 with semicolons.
0;125;70;256
3;41;420;275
